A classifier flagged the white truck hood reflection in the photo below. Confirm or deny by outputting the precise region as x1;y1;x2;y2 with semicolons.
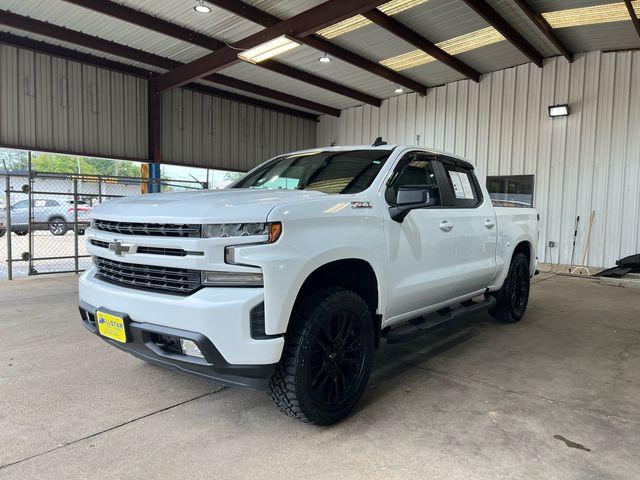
90;188;327;223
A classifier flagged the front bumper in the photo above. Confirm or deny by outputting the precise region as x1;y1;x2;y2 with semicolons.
79;268;285;390
80;301;276;389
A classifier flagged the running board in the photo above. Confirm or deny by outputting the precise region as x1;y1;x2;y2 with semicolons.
384;296;496;344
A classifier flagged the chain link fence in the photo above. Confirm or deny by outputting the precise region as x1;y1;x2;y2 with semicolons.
1;171;203;280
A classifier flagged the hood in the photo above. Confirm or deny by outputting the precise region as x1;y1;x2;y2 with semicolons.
90;188;327;223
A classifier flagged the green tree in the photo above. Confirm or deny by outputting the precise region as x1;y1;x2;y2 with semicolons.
28;152;141;178
223;171;244;183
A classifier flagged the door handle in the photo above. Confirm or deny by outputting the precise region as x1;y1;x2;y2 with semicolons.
484;219;495;229
439;221;454;232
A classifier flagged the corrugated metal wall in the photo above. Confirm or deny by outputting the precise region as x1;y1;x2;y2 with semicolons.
0;44;147;160
160;88;317;171
0;44;317;170
317;51;640;268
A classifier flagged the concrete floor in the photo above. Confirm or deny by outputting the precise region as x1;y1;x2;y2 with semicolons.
1;273;639;479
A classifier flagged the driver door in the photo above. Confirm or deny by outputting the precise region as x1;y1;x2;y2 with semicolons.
383;152;459;322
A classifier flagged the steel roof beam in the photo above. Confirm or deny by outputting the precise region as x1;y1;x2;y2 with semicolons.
0;11;337;116
207;0;429;94
461;0;544;67
624;0;640;40
154;0;390;93
60;0;380;107
362;8;480;82
512;0;572;62
0;31;154;78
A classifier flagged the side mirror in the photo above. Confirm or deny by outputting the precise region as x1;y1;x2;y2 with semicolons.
389;186;440;222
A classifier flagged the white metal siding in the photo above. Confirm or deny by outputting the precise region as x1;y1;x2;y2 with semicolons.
160;89;317;171
0;44;148;160
317;51;640;268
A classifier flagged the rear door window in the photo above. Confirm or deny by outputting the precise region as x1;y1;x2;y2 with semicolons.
441;163;483;208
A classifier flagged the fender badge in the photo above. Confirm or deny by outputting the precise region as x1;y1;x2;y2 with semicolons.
351;201;373;209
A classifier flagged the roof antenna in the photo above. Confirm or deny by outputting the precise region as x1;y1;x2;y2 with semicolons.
372;136;387;146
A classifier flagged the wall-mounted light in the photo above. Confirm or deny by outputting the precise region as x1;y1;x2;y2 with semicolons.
238;35;301;64
548;104;569;117
319;53;331;63
394;85;404;94
193;0;211;14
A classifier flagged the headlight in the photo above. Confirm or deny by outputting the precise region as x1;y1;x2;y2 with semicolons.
201;270;263;287
202;222;282;243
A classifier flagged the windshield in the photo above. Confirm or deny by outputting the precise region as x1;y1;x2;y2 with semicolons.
232;149;392;194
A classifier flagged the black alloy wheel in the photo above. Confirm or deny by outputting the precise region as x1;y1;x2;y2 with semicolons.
489;252;530;323
308;310;367;407
268;287;375;425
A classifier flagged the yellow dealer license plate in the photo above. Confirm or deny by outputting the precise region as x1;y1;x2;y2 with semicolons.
96;311;127;343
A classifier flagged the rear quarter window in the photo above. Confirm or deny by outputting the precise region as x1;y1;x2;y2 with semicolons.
442;164;483;208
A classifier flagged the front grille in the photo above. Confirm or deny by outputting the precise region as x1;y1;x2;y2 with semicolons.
95;256;201;295
91;240;110;249
94;219;201;238
136;246;188;257
90;240;192;257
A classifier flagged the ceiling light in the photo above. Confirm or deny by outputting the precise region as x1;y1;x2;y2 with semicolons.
394;85;404;94
317;0;429;39
549;104;569;117
542;1;640;29
237;35;301;64
319;53;331;63
380;27;504;71
193;0;211;14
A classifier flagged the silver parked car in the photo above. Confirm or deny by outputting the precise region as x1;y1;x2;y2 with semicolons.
0;198;91;236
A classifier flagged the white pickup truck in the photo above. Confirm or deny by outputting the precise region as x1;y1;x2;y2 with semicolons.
79;143;538;425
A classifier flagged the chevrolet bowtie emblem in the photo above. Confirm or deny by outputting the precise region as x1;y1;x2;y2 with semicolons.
108;240;137;256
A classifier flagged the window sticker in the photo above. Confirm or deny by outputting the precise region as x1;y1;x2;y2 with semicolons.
448;171;475;200
458;172;475;199
448;171;465;199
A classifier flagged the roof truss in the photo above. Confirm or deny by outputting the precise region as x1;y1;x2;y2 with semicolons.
512;0;573;62
460;0;544;67
154;0;391;93
207;0;428;94
361;8;481;82
60;0;380;107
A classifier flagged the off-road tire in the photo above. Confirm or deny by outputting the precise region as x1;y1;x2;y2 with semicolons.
489;252;530;323
268;287;375;425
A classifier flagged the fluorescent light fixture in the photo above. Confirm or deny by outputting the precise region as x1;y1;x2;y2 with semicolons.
542;1;640;29
317;0;428;39
193;0;211;14
549;104;569;117
394;85;404;94
380;27;504;71
237;35;301;64
319;53;331;63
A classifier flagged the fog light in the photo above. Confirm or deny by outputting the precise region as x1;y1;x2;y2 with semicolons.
180;339;204;358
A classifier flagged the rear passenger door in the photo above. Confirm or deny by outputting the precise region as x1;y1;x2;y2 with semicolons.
439;159;497;295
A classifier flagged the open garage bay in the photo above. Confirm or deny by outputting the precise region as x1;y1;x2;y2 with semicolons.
1;273;638;479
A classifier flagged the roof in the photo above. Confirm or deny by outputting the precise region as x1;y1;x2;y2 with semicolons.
1;0;639;116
